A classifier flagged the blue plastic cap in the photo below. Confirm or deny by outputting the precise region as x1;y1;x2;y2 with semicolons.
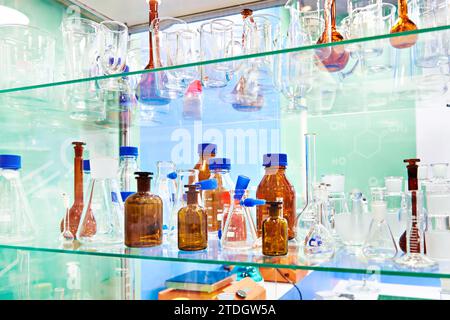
83;160;90;172
263;153;288;167
241;198;266;207
235;175;250;192
209;158;231;171
196;179;218;191
167;172;178;180
121;192;135;202
0;155;21;170
120;146;139;157
198;143;217;155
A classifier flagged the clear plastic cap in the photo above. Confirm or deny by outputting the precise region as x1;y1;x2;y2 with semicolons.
384;176;403;193
90;158;119;179
321;174;345;193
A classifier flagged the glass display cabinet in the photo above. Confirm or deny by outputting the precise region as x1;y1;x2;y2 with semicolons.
0;0;450;300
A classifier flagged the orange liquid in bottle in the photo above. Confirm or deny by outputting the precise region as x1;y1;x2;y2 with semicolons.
390;0;418;49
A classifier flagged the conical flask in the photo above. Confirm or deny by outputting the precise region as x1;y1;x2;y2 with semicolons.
362;188;398;261
154;161;176;236
77;158;124;245
303;183;335;264
222;176;258;250
0;155;35;244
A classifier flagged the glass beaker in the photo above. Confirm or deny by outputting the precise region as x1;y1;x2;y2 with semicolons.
77;158;124;245
0;155;35;244
154;161;177;236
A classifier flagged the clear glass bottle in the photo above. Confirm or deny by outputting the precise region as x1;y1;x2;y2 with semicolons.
384;176;407;243
77;157;124;245
178;185;208;251
118;146;139;195
257;153;296;240
262;201;288;256
303;183;335;264
0;154;35;243
125;172;163;247
390;0;418;49
362;187;398;261
203;158;233;234
193;143;217;182
60;142;85;237
154;161;176;236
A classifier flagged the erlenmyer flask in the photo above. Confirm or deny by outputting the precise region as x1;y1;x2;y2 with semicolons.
0;154;35;243
362;188;398;261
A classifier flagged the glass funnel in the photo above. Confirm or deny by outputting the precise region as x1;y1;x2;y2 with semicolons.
0;155;35;244
77;158;124;245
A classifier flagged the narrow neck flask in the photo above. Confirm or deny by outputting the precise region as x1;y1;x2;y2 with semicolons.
389;0;418;49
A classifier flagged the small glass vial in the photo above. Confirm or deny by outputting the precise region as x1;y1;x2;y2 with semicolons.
125;172;163;247
194;143;217;182
178;185;208;251
118;146;140;196
262;201;288;256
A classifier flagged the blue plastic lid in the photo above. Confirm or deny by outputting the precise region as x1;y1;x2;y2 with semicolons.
196;179;218;191
263;153;288;167
167;172;178;180
120;146;139;157
234;175;251;200
209;158;231;171
0;155;21;170
121;192;135;202
83;160;90;172
198;143;217;155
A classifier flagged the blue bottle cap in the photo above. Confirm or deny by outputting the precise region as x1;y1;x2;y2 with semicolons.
209;158;231;171
235;175;250;192
0;155;21;170
167;171;178;180
241;198;266;207
263;153;288;167
83;160;91;172
198;143;217;155
121;192;135;202
120;146;139;157
196;179;218;190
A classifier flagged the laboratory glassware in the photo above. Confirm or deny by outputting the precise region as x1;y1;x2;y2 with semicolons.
183;80;203;120
125;172;163;247
297;134;318;244
178;185;208;251
60;142;86;238
390;0;418;49
203;158;233;233
77;157;124;245
98;21;129;91
395;190;437;269
257;154;296;240
0;155;35;244
303;183;336;264
194;143;217;182
118;146;140;196
154;161;176;236
384;176;407;243
430;163;449;181
262;201;288;256
321;173;347;244
362;188;398;261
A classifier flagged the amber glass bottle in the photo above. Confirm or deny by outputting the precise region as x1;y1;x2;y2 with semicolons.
390;0;418;49
60;142;86;237
193;143;217;182
178;185;208;251
256;154;296;240
262;201;288;256
125;172;163;247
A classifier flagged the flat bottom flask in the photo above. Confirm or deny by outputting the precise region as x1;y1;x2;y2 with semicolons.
303;223;335;264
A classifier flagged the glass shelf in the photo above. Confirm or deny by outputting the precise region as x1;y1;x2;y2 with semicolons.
0;240;449;280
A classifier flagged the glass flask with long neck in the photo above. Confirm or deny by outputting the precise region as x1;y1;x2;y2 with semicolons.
256;154;296;240
303;183;335;264
389;0;418;49
154;161;176;236
362;188;398;261
203;158;233;234
262;201;288;256
296;134;317;244
194;143;217;182
60;142;85;237
178;185;208;251
316;0;350;72
125;172;163;247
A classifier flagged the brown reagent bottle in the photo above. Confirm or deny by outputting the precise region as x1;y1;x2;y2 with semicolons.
262;201;288;256
125;172;163;247
178;185;208;251
256;154;296;240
